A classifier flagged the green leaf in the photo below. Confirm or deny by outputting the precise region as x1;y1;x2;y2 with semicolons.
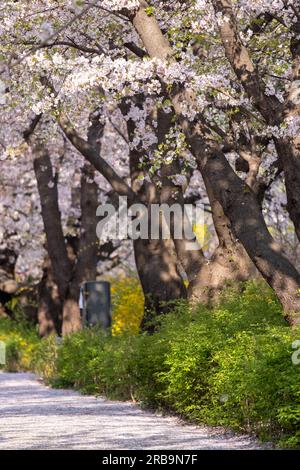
145;6;155;16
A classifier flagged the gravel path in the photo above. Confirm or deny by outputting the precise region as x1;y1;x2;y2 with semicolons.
0;372;265;450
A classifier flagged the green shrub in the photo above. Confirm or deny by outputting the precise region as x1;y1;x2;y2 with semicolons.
47;281;300;446
3;280;300;448
0;316;39;371
30;334;59;382
150;283;300;447
54;327;108;392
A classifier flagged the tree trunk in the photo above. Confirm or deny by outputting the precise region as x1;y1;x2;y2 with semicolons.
33;146;72;300
33;146;73;333
62;163;99;335
280;24;300;242
196;149;300;323
32;113;106;335
131;179;187;331
37;256;62;337
134;237;186;332
189;175;257;304
120;99;187;331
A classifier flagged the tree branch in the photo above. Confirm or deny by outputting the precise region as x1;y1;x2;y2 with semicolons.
58;112;136;202
212;0;283;124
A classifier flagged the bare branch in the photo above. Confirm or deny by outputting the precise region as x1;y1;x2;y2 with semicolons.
23;114;42;142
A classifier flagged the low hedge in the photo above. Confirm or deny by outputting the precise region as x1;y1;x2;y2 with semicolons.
1;281;300;448
31;282;300;448
0;316;40;371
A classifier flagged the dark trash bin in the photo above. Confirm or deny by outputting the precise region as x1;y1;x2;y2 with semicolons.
80;281;111;329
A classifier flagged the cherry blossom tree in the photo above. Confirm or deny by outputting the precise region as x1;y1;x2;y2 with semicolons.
1;0;300;327
125;0;300;323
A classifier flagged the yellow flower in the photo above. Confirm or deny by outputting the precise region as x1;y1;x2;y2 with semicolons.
109;277;144;335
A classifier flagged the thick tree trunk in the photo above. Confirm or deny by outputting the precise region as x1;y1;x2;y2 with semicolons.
37;256;62;337
32;113;105;335
189;245;255;305
62;163;99;335
129;2;300;324
189;175;257;304
131;180;187;331
196;149;300;322
33;146;72;300
120;99;187;330
33;146;74;334
134;237;186;331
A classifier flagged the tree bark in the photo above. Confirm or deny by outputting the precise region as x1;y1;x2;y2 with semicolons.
134;237;186;331
121;98;187;329
61;112;104;335
62;163;99;335
33;146;72;301
37;255;62;337
196;148;300;322
31;113;107;335
130;168;187;327
33;145;99;335
189;174;258;304
33;146;72;335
